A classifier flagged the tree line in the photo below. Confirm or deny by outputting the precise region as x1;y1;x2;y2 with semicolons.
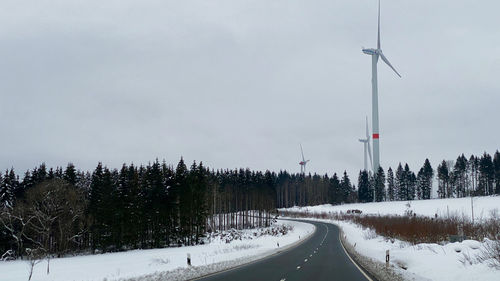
1;150;499;260
436;152;499;198
357;151;499;202
357;159;435;202
0;158;292;259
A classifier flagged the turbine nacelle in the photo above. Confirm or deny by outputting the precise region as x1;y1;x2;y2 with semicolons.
299;144;310;174
362;48;378;56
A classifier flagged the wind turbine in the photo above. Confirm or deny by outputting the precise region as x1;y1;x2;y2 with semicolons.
362;0;401;173
299;144;310;174
359;116;373;172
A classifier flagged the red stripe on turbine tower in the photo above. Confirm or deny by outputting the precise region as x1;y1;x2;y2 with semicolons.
373;133;379;139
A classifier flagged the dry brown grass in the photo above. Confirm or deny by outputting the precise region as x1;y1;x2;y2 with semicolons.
280;210;500;244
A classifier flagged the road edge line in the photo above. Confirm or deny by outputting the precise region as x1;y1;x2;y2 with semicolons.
190;219;317;280
338;229;376;281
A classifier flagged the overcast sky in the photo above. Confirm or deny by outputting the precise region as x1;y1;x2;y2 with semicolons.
1;0;499;179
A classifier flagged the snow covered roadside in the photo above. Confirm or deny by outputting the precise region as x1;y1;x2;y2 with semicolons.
288;217;499;281
284;196;500;221
0;220;314;281
336;219;499;281
280;196;500;280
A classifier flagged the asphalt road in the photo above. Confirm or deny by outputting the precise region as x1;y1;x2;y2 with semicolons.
196;220;371;281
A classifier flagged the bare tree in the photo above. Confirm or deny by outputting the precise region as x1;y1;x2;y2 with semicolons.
0;205;38;258
23;179;87;273
25;247;44;281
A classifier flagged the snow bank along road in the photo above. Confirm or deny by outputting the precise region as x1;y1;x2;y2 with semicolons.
0;220;314;281
197;220;370;281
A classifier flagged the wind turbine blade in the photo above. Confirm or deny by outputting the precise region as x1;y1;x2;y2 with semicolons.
377;0;381;49
365;116;370;140
300;144;305;161
380;52;401;77
367;140;373;171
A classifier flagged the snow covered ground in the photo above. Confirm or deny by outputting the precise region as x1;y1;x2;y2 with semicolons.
336;219;499;281
283;195;500;221
0;220;315;281
280;196;500;281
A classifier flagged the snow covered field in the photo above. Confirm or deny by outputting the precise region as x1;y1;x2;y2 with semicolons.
0;220;314;281
337;219;498;281
281;196;500;281
283;196;500;221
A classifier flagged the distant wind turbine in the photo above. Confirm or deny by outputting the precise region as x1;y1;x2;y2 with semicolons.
299;144;310;174
362;0;401;173
359;117;373;172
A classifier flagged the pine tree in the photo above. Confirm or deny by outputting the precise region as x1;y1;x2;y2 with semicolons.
126;164;141;248
386;167;395;201
329;173;341;204
32;163;47;185
145;159;167;248
357;170;371;203
175;158;190;245
437;160;449;198
191;162;208;243
416;168;425;200
340;171;353;203
64;163;78;185
468;155;479;196
478;152;494;195
417;159;434;200
404;164;416;200
374;167;386;202
55;167;63;179
395;163;404;200
0;169;19;208
453;155;467;197
18;170;34;199
368;172;375;202
493;150;500;194
47;168;55;179
88;163;116;251
0;171;8;208
161;161;175;245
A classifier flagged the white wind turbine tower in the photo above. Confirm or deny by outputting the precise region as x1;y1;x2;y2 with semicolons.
359;117;373;173
299;144;310;174
362;0;401;173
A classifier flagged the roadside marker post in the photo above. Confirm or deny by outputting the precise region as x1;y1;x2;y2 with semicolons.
386;250;390;268
187;253;191;266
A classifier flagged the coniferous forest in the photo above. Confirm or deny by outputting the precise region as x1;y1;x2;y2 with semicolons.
0;151;499;259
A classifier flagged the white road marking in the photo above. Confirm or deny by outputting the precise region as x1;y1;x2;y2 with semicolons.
280;279;286;281
310;254;312;257
296;266;301;270
338;230;373;281
304;259;308;262
320;223;329;244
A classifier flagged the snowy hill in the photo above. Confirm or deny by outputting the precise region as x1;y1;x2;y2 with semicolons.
282;195;500;221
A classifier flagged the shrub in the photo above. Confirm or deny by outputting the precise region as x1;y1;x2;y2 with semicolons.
478;239;500;269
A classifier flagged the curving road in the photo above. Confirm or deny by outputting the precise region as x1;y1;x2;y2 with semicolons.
195;220;372;281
